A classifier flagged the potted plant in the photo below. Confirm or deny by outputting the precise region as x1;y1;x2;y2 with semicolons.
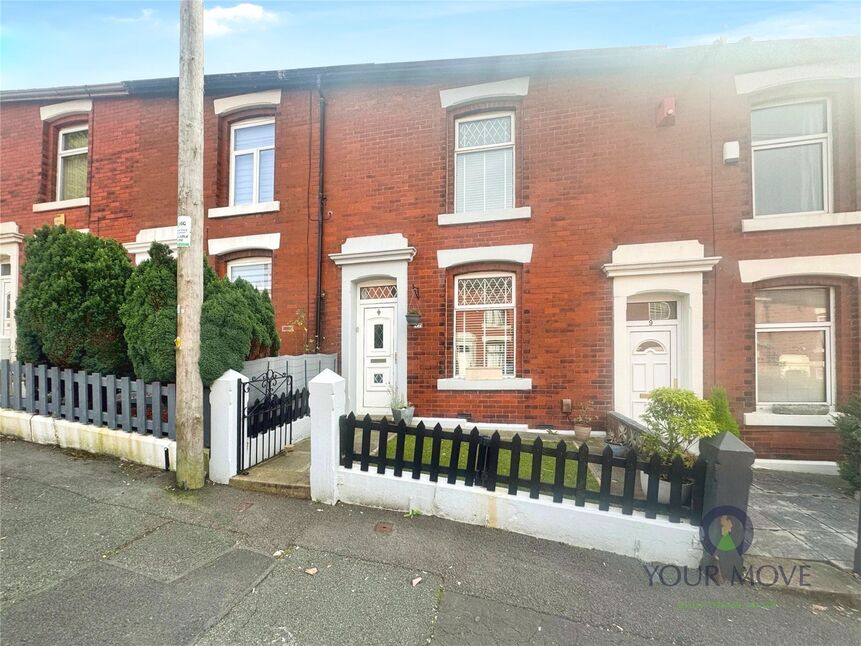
388;385;415;425
571;401;595;441
638;388;719;504
405;308;422;327
604;422;632;458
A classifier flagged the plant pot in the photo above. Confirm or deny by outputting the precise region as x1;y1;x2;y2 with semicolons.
392;406;415;426
639;471;692;505
607;442;631;459
573;424;592;441
405;313;422;327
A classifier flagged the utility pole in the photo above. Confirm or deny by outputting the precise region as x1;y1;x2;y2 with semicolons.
175;0;205;489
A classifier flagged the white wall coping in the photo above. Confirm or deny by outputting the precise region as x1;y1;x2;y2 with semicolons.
208;232;281;256
741;211;861;232
440;76;530;109
753;459;839;476
738;253;861;283
40;99;92;121
437;243;533;269
207;201;280;219
32;197;90;212
436;377;532;391
438;206;531;226
735;62;861;95
743;411;833;428
213;89;281;115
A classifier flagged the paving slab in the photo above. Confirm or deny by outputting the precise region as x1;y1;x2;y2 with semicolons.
0;549;272;645
199;546;441;646
107;520;241;582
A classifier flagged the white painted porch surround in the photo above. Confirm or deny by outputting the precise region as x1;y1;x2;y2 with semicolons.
309;370;702;567
603;240;720;417
329;234;416;415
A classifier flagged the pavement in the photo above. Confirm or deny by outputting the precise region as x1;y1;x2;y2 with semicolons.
2;436;860;646
748;469;859;571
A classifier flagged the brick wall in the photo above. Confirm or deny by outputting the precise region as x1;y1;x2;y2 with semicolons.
1;42;858;460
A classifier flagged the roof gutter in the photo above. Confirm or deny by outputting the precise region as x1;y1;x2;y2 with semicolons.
0;82;129;103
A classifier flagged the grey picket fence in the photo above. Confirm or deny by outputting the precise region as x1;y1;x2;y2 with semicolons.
0;360;176;439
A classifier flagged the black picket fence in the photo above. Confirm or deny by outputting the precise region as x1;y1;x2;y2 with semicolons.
340;413;707;525
0;359;211;444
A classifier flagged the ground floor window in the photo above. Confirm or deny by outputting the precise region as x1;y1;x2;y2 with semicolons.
754;286;832;409
228;257;272;293
453;272;515;378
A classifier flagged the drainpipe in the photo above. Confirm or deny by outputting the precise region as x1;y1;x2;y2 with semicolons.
314;75;327;352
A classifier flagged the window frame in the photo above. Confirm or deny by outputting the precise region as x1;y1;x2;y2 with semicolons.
454;111;515;214
750;97;832;218
229;117;276;207
452;271;517;378
227;256;273;293
56;123;89;201
754;286;835;409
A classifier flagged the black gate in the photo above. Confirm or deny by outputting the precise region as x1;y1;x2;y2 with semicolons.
237;368;295;473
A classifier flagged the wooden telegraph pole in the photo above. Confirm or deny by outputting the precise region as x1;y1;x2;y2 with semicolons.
175;0;205;489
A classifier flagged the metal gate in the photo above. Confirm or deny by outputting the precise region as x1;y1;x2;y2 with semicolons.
237;368;295;473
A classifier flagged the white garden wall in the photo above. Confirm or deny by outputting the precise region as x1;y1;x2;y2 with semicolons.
309;370;702;567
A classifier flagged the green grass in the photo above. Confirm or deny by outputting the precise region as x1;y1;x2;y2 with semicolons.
386;434;600;491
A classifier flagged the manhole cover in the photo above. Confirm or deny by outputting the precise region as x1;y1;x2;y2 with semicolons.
374;521;393;534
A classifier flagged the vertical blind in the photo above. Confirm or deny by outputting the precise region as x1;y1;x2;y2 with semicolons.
233;122;275;205
455;115;514;213
454;275;515;377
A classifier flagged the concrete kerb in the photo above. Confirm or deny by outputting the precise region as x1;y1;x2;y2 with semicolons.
0;408;176;471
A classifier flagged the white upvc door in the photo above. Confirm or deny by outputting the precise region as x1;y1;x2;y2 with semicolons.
359;304;396;412
629;325;677;421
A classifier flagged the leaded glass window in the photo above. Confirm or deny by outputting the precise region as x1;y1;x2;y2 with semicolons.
453;273;515;378
455;113;514;213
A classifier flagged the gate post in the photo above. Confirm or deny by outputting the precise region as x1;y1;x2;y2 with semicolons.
309;369;345;505
208;369;249;484
699;431;756;581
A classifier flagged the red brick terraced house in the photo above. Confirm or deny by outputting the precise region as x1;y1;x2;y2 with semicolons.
1;37;859;461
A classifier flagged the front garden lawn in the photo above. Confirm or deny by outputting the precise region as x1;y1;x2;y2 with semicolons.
385;434;600;491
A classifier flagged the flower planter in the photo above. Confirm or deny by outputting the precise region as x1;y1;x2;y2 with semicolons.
392;406;415;425
606;442;631;459
639;471;692;505
573;424;592;441
405;313;422;327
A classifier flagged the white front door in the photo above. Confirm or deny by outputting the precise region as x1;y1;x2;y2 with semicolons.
360;304;396;411
629;326;677;420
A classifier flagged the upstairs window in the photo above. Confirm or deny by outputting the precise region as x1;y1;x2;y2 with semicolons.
751;100;829;216
57;125;88;200
755;287;832;408
228;257;272;293
230;119;275;206
453;273;515;378
455;113;514;213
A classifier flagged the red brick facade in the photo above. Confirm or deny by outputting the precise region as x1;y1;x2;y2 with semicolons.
2;39;859;460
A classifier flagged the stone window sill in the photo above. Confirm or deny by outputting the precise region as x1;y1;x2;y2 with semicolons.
437;377;532;391
741;211;861;232
32;197;90;212
437;206;531;226
743;411;833;428
208;201;280;219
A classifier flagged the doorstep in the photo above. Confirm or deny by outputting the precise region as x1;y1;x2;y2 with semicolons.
229;438;311;499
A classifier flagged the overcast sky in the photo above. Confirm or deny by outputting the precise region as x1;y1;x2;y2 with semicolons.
1;1;859;90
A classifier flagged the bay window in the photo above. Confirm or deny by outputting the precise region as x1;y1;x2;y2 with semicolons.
453;273;515;378
230;119;275;206
751;99;830;217
455;112;514;213
755;287;833;409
